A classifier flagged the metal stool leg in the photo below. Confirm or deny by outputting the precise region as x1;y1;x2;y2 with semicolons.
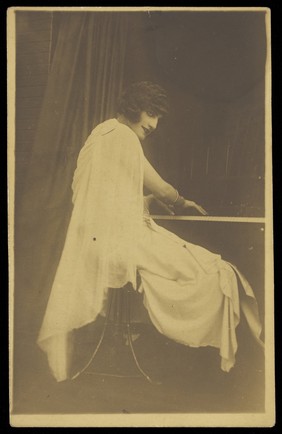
124;287;161;385
113;288;124;350
71;288;114;380
72;286;161;384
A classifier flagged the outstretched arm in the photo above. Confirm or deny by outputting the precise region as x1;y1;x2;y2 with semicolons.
143;156;179;203
143;156;207;215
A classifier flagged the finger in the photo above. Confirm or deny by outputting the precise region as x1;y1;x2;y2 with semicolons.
194;204;208;215
157;200;175;215
162;204;175;215
199;207;207;215
198;206;208;215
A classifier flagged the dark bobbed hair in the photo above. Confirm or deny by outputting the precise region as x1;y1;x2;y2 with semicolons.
117;81;169;123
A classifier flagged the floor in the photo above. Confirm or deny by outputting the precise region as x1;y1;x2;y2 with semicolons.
12;316;265;416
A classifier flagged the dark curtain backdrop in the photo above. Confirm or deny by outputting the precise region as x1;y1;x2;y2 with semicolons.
15;12;129;334
15;10;267;336
13;12;267;413
124;12;266;217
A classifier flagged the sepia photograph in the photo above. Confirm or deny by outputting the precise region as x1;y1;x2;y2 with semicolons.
8;6;274;427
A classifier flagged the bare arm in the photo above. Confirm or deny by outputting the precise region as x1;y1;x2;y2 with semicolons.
143;156;178;204
143;156;208;215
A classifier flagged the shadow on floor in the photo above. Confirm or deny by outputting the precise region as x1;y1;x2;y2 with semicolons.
12;318;265;415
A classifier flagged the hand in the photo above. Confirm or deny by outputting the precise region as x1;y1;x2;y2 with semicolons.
155;198;175;215
144;194;175;216
181;199;208;215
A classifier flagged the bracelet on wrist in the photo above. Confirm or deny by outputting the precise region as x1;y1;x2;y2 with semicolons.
172;189;180;204
174;195;186;207
168;189;186;207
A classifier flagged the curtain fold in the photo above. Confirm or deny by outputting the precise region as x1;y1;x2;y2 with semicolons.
16;12;129;333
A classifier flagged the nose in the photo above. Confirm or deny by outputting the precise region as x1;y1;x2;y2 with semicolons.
149;117;158;131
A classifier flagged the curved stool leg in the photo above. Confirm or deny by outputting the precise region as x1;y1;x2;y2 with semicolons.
125;288;162;385
71;288;114;380
72;286;161;385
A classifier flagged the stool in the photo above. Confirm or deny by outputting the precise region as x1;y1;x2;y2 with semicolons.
71;284;160;384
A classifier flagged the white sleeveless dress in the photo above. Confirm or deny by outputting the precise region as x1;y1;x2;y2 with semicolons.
137;213;263;373
37;119;263;381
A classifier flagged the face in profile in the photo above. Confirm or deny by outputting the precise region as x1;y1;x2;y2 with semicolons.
128;111;160;141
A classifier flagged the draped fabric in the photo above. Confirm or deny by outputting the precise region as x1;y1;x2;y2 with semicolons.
16;13;129;333
38;119;144;381
15;12;264;383
136;216;263;373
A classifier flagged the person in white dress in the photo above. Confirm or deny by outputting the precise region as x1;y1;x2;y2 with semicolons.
38;81;263;382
